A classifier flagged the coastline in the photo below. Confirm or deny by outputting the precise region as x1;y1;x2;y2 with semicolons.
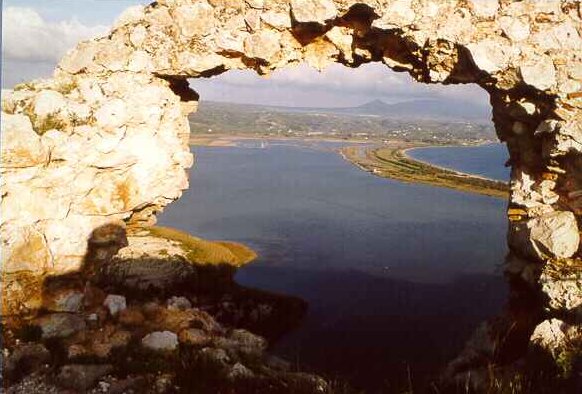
189;134;509;199
339;145;509;199
401;145;505;183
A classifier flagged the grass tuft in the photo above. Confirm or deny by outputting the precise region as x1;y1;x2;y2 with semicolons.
146;226;257;267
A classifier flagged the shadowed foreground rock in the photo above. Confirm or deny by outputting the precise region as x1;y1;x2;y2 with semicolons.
1;227;316;393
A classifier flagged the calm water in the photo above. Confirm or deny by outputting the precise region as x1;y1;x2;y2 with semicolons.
407;143;510;181
159;141;509;391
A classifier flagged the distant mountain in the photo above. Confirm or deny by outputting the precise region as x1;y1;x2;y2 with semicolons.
216;98;491;122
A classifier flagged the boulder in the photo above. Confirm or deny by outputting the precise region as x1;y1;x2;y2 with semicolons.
0;114;48;168
508;211;580;260
141;331;179;351
290;0;337;25
103;294;127;316
520;55;557;91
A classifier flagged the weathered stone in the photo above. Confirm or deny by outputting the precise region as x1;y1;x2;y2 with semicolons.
100;235;197;290
1;225;52;273
59;43;98;74
35;313;87;339
499;16;530;42
520;55;557;91
0;114;48;168
540;265;582;313
290;0;337;25
33;90;66;118
466;38;514;74
468;0;498;18
174;3;215;37
529;318;582;376
509;211;580;260
94;99;128;132
141;331;179;351
103;294;127;316
244;31;281;62
372;0;415;29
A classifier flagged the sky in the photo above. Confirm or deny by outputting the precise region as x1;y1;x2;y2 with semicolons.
1;0;490;108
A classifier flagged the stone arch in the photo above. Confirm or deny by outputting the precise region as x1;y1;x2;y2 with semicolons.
1;0;580;371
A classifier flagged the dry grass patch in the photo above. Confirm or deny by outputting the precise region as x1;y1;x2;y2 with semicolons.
146;226;256;267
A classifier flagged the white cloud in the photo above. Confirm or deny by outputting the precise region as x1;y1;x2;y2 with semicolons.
2;7;107;63
192;63;490;108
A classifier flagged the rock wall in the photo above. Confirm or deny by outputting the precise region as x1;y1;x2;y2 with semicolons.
1;0;581;379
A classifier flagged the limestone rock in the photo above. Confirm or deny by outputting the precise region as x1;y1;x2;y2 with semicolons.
103;294;127;316
290;0;337;25
100;235;197;290
372;0;415;29
33;90;67;118
529;319;582;376
466;38;514;74
141;330;179;351
468;0;498;18
174;2;215;37
244;31;281;62
540;265;582;313
520;55;557;91
509;211;580;261
0;114;48;168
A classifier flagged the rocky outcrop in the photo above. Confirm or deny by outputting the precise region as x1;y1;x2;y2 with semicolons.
1;229;312;393
1;0;581;389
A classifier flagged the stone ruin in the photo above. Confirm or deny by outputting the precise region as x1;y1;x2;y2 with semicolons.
1;0;581;387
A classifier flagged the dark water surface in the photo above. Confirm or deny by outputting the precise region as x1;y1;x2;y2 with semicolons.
159;141;509;391
407;143;510;181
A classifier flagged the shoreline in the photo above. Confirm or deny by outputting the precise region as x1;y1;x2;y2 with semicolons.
339;145;509;199
401;145;505;183
189;134;509;199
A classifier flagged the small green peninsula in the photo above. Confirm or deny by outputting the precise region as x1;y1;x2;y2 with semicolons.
340;144;509;198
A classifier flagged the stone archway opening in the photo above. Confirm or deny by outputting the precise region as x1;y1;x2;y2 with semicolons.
1;0;581;391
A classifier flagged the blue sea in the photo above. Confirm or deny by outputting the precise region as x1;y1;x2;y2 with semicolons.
159;140;509;391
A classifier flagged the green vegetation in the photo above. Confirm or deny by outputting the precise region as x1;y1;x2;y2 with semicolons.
188;101;496;145
56;80;78;95
146;226;257;267
32;113;67;135
342;145;509;198
13;82;36;92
